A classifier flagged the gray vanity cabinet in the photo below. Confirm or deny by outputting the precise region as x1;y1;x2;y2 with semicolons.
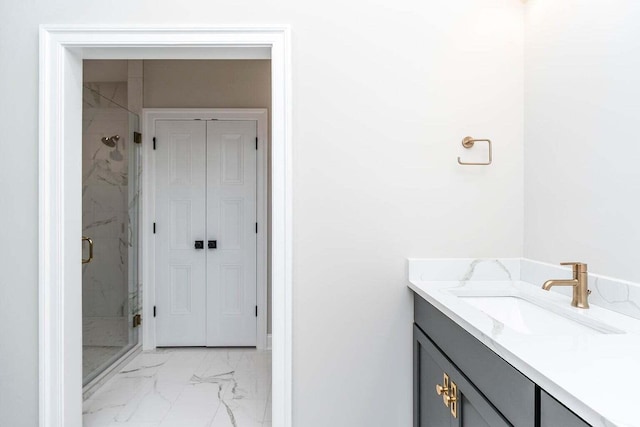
413;294;592;427
540;391;590;427
414;325;510;427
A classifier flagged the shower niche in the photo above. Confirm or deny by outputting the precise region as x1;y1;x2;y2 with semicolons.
82;80;141;387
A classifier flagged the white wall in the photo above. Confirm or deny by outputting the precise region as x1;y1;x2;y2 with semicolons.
143;60;271;109
0;1;524;426
524;1;640;282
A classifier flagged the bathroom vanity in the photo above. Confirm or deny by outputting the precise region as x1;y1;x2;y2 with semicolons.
414;296;587;427
409;258;640;427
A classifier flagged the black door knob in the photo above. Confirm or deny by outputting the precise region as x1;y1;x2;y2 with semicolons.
194;240;204;249
208;240;217;249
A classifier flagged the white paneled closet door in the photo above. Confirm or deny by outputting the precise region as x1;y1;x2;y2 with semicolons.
154;119;257;347
206;120;257;347
155;120;208;346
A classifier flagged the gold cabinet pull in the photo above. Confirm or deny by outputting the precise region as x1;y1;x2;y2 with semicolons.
435;373;451;408
443;392;456;405
447;380;458;419
82;236;94;264
435;383;449;396
435;373;458;419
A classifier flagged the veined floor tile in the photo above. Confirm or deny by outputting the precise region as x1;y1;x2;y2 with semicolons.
84;348;271;427
208;398;268;427
106;423;159;427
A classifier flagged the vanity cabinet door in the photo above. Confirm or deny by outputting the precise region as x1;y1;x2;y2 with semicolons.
540;391;591;427
414;325;511;427
455;386;510;427
414;325;455;426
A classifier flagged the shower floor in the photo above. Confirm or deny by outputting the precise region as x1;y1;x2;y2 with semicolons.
83;345;126;380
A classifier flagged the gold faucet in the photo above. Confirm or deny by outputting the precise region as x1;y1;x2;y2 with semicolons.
542;262;590;309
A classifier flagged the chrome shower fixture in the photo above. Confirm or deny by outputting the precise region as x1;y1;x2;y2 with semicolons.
101;135;120;147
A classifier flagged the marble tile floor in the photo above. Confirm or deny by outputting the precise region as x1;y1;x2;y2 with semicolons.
83;348;272;427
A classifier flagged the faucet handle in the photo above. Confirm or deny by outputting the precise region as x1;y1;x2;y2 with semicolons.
560;262;588;273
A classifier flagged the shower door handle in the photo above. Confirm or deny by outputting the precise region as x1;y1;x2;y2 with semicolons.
82;236;94;264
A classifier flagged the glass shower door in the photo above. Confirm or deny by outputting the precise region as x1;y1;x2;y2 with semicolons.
82;84;141;386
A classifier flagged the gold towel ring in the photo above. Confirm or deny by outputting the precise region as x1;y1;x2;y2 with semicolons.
457;136;492;166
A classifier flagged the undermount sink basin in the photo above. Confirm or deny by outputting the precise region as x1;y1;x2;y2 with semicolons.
457;295;623;335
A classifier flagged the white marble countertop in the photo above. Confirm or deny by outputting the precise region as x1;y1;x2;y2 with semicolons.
408;259;640;427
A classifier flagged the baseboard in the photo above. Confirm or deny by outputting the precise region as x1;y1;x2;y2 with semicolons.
267;334;272;350
83;344;142;400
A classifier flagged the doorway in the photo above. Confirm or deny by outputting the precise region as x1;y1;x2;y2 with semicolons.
80;77;270;423
39;27;292;427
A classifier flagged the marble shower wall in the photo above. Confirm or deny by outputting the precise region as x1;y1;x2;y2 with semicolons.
82;82;132;347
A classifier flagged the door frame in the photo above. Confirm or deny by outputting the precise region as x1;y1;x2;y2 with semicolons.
142;108;269;350
38;27;292;427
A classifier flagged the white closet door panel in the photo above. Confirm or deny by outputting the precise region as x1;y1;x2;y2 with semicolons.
155;120;207;346
206;121;257;346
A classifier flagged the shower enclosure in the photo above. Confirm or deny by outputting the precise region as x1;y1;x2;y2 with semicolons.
82;82;141;386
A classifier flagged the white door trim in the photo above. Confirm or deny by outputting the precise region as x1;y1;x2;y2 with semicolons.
38;26;292;427
142;108;269;350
